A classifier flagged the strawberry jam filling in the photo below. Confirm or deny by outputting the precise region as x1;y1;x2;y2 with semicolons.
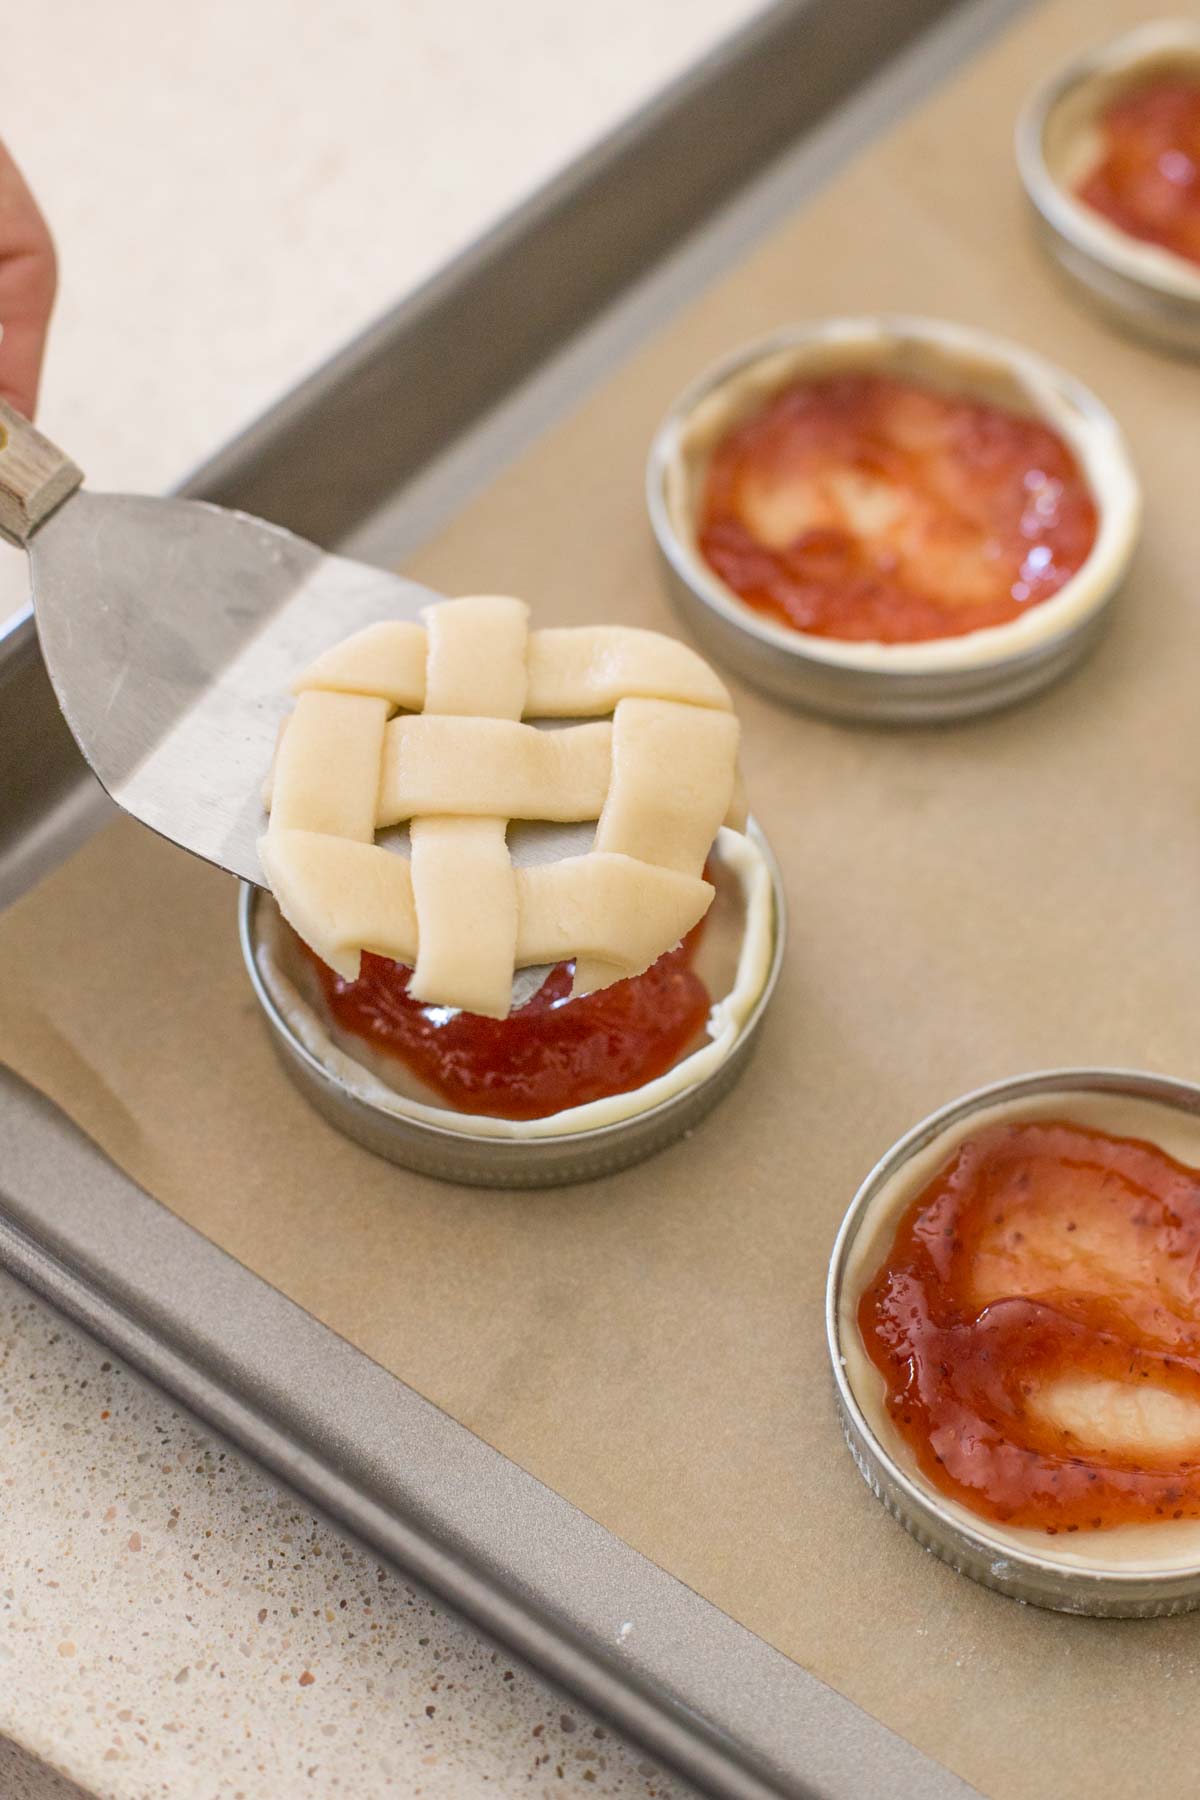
299;923;711;1122
1077;76;1200;268
858;1119;1200;1534
698;371;1097;644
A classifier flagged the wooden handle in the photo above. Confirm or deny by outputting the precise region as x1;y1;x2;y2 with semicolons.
0;397;83;546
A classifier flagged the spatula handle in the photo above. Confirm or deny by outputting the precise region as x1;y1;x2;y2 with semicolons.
0;397;83;547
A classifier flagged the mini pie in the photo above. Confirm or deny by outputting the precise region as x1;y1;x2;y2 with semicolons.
840;1089;1200;1576
259;594;746;1021
1035;21;1200;305
658;317;1140;676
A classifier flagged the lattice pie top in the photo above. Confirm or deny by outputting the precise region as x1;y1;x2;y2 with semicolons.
259;595;744;1019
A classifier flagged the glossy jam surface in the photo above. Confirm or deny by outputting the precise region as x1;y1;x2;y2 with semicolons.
301;926;711;1122
858;1119;1200;1534
1077;76;1200;269
697;373;1098;644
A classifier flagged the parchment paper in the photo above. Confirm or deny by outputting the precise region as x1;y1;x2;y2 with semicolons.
3;1;1200;1793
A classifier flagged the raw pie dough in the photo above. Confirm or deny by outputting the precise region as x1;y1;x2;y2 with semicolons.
260;595;745;1019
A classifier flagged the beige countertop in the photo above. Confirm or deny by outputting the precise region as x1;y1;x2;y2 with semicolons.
0;0;757;616
0;1;761;1793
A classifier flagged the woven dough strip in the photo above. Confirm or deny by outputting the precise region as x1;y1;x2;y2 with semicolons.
260;595;742;1018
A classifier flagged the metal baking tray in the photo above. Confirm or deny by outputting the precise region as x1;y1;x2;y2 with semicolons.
0;1;1027;1793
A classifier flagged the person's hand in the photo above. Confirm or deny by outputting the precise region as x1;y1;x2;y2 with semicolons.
0;140;55;420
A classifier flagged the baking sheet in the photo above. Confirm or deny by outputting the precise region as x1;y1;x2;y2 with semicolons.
1;0;1197;1794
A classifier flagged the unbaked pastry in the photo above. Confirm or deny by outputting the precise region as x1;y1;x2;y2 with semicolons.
1038;21;1200;301
660;317;1140;675
840;1090;1200;1575
260;595;744;1019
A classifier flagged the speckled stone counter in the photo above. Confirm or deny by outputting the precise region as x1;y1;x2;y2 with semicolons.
0;1267;692;1796
1;0;762;1791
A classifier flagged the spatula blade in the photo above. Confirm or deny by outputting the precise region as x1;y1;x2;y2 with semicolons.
30;490;432;886
29;490;583;1010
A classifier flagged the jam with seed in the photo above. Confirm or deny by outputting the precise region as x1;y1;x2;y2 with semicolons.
299;923;711;1121
698;372;1097;644
1077;76;1200;269
858;1119;1200;1533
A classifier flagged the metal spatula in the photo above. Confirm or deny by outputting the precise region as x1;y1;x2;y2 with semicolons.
0;401;578;1007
